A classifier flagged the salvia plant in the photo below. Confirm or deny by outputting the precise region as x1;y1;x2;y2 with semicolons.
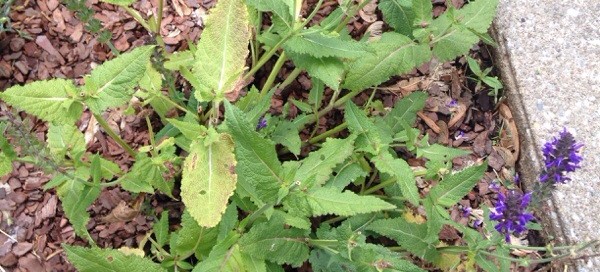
0;0;597;271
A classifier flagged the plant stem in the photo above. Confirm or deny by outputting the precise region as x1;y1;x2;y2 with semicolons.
308;122;347;144
239;204;273;231
334;0;373;33
260;52;287;97
362;169;427;195
122;6;152;32
93;113;137;157
478;250;572;264
279;68;301;90
156;92;200;120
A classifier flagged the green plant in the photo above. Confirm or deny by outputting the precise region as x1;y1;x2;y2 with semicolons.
466;56;503;103
3;0;595;271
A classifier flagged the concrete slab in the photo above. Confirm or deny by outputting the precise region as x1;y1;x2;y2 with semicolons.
492;0;600;270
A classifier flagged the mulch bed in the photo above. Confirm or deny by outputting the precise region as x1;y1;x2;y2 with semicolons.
0;0;537;271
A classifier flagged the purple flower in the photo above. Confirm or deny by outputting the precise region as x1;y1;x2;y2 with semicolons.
473;219;483;228
256;117;267;130
513;174;520;185
454;130;465;140
447;99;458;108
488;180;501;192
539;128;583;184
490;190;535;242
461;206;472;217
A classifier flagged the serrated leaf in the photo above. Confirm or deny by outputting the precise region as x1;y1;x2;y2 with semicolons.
224;102;283;204
271;119;301;156
422;195;446;243
429;163;487;207
57;173;99;243
287;52;345;91
456;0;499;33
218;204;240;240
378;0;414;36
285;188;395;217
138;64;173;118
246;0;293;31
384;91;427;133
47;123;86;161
193;0;250;99
345;101;382;155
118;154;172;195
167;118;207;140
431;24;479;62
343;32;431;91
284;32;367;59
182;131;237;228
164;50;194;70
372;150;420;206
412;0;433;27
98;0;135;6
63;245;165;272
353;243;426;272
309;249;356;272
367;217;440;262
237;86;274;126
417;144;471;162
193;243;258;272
0;153;12;177
0;79;82;123
173;211;219;258
154;211;169;247
308;79;324;110
325;161;367;191
294;136;355;188
84;46;154;113
239;220;309;267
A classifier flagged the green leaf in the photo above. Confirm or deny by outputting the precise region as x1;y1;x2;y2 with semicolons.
83;45;154;113
285;187;395;217
287;53;345;91
192;0;250;99
63;245;165;272
308;79;324;110
237;86;274;126
352;243;426;272
47;123;86;161
218;204;240;240
324;161;367;191
154;211;169;247
417;144;471;162
0;79;82;123
167;118;207;141
164;50;194;70
384;91;427;134
372;150;420;206
0;153;12;177
271;119;301;156
456;0;499;33
412;0;433;27
284;32;367;59
378;0;414;36
345;101;382;155
294;136;355;188
309;249;355;272
224;102;283;204
239;220;309;267
429;163;487;207
118;154;170;195
422;195;446;243
98;0;135;6
343;32;431;91
193;243;259;272
246;0;293;31
367;217;440;262
57;172;100;243
173;211;219;258
182;131;237;228
430;14;479;62
137;63;173;118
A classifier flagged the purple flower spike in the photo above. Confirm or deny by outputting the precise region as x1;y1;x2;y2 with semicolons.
539;128;583;184
490;190;535;242
256;117;267;130
461;206;472;217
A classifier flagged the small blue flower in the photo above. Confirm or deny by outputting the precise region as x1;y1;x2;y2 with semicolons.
490;190;535;242
539;128;583;184
461;206;472;217
256;117;267;130
488;180;501;192
447;99;458;108
473;219;483;228
454;130;465;140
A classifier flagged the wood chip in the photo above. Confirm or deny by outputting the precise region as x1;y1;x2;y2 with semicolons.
35;35;65;64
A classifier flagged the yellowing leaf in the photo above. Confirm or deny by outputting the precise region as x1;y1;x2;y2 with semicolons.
63;245;166;272
193;0;250;99
182;131;237;228
98;0;135;6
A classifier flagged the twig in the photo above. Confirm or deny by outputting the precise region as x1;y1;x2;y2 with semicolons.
0;228;17;243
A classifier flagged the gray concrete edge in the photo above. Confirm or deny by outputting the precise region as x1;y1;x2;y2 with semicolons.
489;22;577;269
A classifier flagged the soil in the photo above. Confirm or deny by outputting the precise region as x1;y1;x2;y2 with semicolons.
0;0;542;271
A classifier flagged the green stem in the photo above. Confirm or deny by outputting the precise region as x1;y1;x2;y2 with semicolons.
122;6;152;32
279;68;301;90
156;92;200;120
478;250;572;265
238;204;273;231
334;0;373;33
156;0;164;32
260;52;287;97
308;239;338;247
362;169;427;195
244;37;289;80
93;113;137;157
145;116;159;157
308;122;347;144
